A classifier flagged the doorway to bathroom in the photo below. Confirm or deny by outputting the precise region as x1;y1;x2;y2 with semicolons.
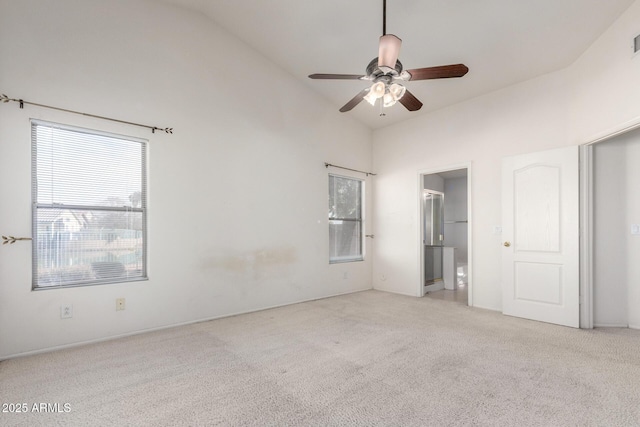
419;166;471;306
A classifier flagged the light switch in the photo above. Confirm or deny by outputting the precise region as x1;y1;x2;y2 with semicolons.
632;224;640;235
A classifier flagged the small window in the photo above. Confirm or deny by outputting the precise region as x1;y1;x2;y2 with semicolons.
31;120;147;289
329;174;363;263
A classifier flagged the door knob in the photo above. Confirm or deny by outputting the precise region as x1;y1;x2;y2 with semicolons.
504;241;511;247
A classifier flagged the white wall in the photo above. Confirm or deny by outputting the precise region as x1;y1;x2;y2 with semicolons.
593;136;628;326
0;0;373;358
570;0;640;144
423;174;444;192
372;0;640;309
372;70;572;305
593;129;640;328
628;137;640;329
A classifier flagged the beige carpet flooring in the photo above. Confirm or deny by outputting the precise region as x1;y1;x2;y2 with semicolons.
2;290;640;426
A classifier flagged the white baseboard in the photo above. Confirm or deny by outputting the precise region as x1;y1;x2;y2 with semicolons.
372;285;419;297
472;304;501;312
2;287;373;361
594;323;629;328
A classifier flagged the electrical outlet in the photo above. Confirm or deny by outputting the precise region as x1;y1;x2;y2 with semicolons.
343;271;348;279
60;305;73;319
116;298;125;311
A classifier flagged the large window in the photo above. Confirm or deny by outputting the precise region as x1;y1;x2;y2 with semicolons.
329;174;363;263
31;120;147;289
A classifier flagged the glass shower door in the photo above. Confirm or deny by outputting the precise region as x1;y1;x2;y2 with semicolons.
423;190;444;285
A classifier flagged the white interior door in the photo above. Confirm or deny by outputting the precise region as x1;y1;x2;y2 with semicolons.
502;146;579;328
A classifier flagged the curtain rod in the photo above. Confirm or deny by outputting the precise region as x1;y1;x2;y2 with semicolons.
2;235;31;245
1;93;173;134
325;162;376;176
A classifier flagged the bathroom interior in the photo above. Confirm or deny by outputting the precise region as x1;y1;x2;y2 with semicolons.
422;169;468;305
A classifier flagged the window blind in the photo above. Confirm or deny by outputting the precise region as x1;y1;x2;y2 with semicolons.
31;120;147;289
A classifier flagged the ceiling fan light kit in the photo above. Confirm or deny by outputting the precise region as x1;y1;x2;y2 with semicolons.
364;81;386;105
383;92;397;108
309;0;469;114
389;83;406;100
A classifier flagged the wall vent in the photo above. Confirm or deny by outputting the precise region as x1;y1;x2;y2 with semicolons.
635;34;640;54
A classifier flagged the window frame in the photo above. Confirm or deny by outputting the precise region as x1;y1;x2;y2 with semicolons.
328;173;365;264
31;119;148;290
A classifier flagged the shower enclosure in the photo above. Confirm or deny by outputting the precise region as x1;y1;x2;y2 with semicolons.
423;190;444;285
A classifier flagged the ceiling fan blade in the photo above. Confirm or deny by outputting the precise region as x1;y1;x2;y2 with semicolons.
339;88;369;112
406;64;469;81
398;89;423;111
309;74;365;80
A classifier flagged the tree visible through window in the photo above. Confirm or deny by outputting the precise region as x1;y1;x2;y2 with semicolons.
31;120;147;289
329;175;363;263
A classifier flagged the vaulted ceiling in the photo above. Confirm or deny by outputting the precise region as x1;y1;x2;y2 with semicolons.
160;0;635;129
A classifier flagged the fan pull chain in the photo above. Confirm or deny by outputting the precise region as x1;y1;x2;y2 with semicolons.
379;99;386;117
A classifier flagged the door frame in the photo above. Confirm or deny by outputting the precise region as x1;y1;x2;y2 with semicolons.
580;117;640;328
417;162;473;306
579;144;594;329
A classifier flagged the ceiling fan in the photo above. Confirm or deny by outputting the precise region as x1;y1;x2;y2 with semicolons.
309;0;469;114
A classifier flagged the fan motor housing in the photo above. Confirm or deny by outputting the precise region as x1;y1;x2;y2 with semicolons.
366;57;403;79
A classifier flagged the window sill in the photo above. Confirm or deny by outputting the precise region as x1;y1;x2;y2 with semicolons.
32;276;149;291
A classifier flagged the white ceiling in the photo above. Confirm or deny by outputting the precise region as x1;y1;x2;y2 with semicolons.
160;0;634;130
